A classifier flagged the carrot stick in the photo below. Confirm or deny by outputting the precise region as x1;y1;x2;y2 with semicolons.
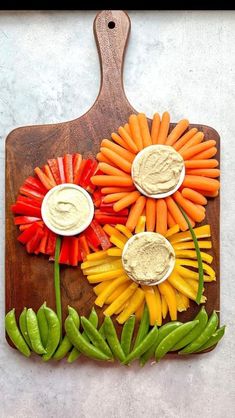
101;139;135;163
98;162;130;178
165;196;188;231
181;188;207;205
111;132;133;152
113;191;140;212
151;113;161;144
129;114;143;151
182;175;220;192
91;175;133;187
43;164;57;186
103;192;130;203
196;189;219;198
100;147;132;173
165;119;189;146
180;140;216;160
173;128;198;151
146;198;156;231
118;126;138;153
96;152;115;166
34;167;55;190
184;159;219;169
124;123;131;136
137;113;152;147
126;196;146;232
173;191;205;222
178;132;204;153
191;147;217;160
196;204;205;212
167;211;176;228
186;168;220;178
101;186;136;194
186;215;195;228
156;199;167;235
157;111;170;144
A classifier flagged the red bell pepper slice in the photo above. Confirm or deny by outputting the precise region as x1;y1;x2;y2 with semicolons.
48;159;61;184
17;195;42;208
43;164;57;186
26;227;44;253
79;160;96;188
64;154;73;183
57;157;66;184
19;185;45;202
18;223;42;244
74;159;87;185
11;202;41;218
84;225;101;249
73;154;82;182
90;220;111;250
14;216;41;225
46;230;57;255
92;190;102;208
59;237;70;264
24;176;47;194
19;223;33;231
69;237;79;266
98;204;128;216
38;229;49;254
94;213;127;225
78;235;90;261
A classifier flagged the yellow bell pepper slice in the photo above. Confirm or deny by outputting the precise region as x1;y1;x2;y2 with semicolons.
95;275;130;307
135;301;145;321
169;225;211;244
175;259;216;280
161;294;168;319
87;268;125;283
142;285;162;326
107;248;123;257
175;264;214;282
83;259;123;275
175;250;213;264
81;257;113;269
110;235;125;249
105;283;130;304
168;270;206;303
135;215;146;234
175;290;189;312
158;280;177;321
164;224;180;238
115;301;129;315
86;250;108;261
173;241;212;250
116;288;145;324
154;286;162;326
103;224;127;242
104;283;138;316
115;224;133;238
93;280;113;296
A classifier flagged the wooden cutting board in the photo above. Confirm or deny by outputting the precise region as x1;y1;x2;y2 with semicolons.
5;10;220;351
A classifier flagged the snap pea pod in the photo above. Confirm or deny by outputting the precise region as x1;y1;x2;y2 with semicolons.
37;302;48;348
5;309;31;357
140;321;182;366
194;325;226;353
65;316;110;361
98;322;106;340
42;307;61;361
156;320;199;361
171;307;208;351
26;308;46;354
81;316;113;358
19;308;32;349
104;316;126;362
53;306;80;360
124;326;158;365
121;315;136;356
67;308;98;363
179;311;219;355
133;304;149;349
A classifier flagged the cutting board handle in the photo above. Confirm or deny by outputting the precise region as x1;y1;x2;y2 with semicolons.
93;10;132;106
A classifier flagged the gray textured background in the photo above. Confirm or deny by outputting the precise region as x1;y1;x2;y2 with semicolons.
0;11;235;418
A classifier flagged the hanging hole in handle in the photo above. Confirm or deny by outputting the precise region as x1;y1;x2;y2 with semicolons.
108;21;115;29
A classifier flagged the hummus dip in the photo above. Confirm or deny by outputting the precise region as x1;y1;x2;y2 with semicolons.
122;232;175;285
132;145;184;196
43;185;92;234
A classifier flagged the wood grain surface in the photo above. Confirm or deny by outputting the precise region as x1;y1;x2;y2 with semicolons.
5;10;220;353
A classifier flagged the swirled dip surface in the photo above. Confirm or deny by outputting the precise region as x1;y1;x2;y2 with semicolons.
132;145;184;196
122;232;175;285
44;185;90;233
